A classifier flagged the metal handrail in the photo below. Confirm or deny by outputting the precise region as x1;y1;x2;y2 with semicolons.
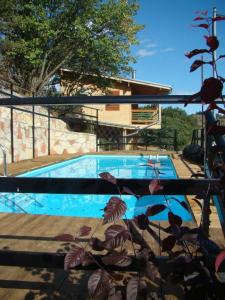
0;144;7;176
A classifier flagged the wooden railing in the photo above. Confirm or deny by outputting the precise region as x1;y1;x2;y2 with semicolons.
131;108;159;124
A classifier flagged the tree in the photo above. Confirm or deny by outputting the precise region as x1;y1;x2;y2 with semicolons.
140;107;198;150
0;0;142;93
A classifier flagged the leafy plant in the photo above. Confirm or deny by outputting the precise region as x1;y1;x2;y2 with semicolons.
55;10;225;299
0;0;143;93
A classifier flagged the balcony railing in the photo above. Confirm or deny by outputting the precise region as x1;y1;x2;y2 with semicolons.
131;108;158;124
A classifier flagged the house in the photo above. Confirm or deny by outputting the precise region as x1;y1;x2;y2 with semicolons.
60;69;172;150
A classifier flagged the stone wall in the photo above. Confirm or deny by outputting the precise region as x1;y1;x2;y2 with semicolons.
0;105;96;164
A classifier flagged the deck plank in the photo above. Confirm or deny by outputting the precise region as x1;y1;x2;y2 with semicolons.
0;152;224;299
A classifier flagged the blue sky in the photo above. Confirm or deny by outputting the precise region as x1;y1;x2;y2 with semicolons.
131;0;225;114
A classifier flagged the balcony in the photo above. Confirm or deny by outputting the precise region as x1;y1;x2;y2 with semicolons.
131;108;159;125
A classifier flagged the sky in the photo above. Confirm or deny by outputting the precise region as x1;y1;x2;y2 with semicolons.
131;0;225;114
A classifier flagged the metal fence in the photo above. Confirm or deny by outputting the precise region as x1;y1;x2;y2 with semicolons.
0;92;224;269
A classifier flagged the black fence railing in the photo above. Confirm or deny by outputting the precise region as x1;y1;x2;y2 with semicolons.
0;93;224;269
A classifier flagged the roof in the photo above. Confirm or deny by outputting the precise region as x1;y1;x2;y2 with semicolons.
110;76;172;92
60;68;172;93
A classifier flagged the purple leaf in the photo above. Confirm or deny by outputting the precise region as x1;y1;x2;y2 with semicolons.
102;249;132;267
64;245;86;270
190;60;205;72
79;225;92;237
109;290;123;300
104;225;130;250
185;49;209;58
99;172;117;185
149;179;163;194
88;269;110;299
180;201;190;212
162;235;176;252
146;204;167;217
215;250;225;272
192;23;209;29
192;198;203;210
208;125;225;135
204;36;219;51
54;234;74;241
126;276;139;300
168;211;182;227
200;77;223;104
110;272;124;282
122;186;135;196
213;16;225;21
103;197;127;224
145;261;161;282
89;237;105;251
134;214;149;230
193;16;206;21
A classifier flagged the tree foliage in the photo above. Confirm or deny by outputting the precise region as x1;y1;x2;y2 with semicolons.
140;107;198;151
0;0;143;92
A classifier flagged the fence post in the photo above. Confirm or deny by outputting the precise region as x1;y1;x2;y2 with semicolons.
174;130;178;151
32;92;35;159
10;83;14;163
48;107;50;155
96;110;99;152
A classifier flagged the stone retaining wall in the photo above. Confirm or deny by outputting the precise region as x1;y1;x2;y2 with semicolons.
0;105;96;164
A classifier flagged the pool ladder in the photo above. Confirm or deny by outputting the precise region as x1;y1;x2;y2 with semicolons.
0;145;27;213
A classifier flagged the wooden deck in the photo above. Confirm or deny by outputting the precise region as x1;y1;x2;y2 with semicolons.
0;151;224;299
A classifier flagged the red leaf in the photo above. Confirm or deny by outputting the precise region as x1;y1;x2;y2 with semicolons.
88;269;110;298
206;102;218;112
54;234;74;241
134;214;149;230
200;77;223;103
213;16;225;21
208;125;225;135
168;211;182;227
110;272;124;282
180;201;190;212
122;186;135;196
82;253;94;267
102;249;132;267
185;49;209;58
194;17;206;21
89;237;105;251
109;290;123;300
79;225;92;237
64;245;86;270
195;10;208;16
146;204;167;216
169;197;190;212
204;36;219;51
190;60;205;72
103;197;127;224
192;198;203;210
215;250;225;272
145;261;161;281
149;179;163;194
162;235;176;252
192;23;209;29
104;225;130;250
201;10;208;16
99;172;117;185
126;276;139;300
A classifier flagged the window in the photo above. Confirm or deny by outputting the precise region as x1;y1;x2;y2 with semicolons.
105;90;120;111
105;104;120;111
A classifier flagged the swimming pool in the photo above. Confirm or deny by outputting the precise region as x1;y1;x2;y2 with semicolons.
0;155;192;221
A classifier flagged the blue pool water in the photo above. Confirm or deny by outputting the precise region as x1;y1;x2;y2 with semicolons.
0;155;192;221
